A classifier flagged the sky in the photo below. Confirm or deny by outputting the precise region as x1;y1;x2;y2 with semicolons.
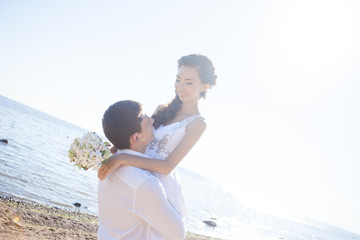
1;0;360;235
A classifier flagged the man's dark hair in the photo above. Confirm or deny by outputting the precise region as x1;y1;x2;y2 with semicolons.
102;100;142;150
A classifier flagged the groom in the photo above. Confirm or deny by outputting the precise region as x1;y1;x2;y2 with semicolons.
97;100;186;240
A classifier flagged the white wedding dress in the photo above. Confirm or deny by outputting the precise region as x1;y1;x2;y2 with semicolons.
145;114;204;218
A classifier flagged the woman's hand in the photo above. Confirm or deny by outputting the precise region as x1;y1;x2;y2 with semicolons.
97;155;124;180
110;146;118;154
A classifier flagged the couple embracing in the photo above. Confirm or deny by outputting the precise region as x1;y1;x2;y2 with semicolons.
97;54;217;239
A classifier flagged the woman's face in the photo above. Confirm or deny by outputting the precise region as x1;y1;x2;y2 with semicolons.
175;65;209;102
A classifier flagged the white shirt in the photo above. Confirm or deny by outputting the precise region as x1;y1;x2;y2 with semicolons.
146;114;203;218
97;149;186;240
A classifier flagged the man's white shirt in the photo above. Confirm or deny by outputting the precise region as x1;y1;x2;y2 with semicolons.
97;149;186;240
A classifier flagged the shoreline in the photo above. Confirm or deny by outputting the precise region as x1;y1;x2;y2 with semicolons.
0;195;222;240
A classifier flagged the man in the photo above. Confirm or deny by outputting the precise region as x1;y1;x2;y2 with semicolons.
98;100;186;240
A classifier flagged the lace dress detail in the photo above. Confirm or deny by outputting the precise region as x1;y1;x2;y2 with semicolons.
145;114;204;218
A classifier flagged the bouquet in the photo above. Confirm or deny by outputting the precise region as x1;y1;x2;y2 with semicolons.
68;132;111;171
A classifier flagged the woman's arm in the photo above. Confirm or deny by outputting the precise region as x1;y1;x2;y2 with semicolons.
126;118;206;174
98;118;206;179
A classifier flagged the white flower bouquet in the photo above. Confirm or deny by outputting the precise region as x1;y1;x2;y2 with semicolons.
68;132;111;171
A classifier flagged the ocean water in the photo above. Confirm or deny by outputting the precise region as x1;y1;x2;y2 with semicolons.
0;95;359;240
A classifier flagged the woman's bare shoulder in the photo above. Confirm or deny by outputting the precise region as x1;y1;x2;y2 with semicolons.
187;117;207;132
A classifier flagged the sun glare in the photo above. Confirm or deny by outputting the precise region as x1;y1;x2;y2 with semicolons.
278;0;357;71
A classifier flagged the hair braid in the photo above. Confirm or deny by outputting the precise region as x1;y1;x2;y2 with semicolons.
152;95;182;129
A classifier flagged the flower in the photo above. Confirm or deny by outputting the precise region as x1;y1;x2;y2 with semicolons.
68;132;110;171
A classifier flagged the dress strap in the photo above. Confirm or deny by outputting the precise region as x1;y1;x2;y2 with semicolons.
182;114;205;125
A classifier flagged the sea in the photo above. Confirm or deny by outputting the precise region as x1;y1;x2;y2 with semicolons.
0;95;359;240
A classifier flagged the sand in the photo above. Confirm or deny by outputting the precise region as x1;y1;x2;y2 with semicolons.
0;196;222;240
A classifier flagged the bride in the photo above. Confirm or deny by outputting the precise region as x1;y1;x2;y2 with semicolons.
98;54;217;217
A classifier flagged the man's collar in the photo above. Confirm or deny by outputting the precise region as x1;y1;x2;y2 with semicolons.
114;149;148;158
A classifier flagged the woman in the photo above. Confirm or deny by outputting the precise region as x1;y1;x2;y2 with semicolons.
98;54;217;217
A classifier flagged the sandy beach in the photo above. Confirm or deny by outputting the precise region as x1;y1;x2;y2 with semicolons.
0;196;222;240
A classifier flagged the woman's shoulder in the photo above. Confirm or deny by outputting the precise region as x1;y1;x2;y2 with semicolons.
186;116;207;132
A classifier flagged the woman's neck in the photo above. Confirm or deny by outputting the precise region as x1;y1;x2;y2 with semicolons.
179;99;200;116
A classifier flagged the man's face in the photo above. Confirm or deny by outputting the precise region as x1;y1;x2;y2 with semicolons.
138;114;154;146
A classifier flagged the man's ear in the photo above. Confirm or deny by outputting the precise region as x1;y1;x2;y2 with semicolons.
129;133;139;145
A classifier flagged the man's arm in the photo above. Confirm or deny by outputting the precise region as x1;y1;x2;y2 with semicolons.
135;177;186;240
